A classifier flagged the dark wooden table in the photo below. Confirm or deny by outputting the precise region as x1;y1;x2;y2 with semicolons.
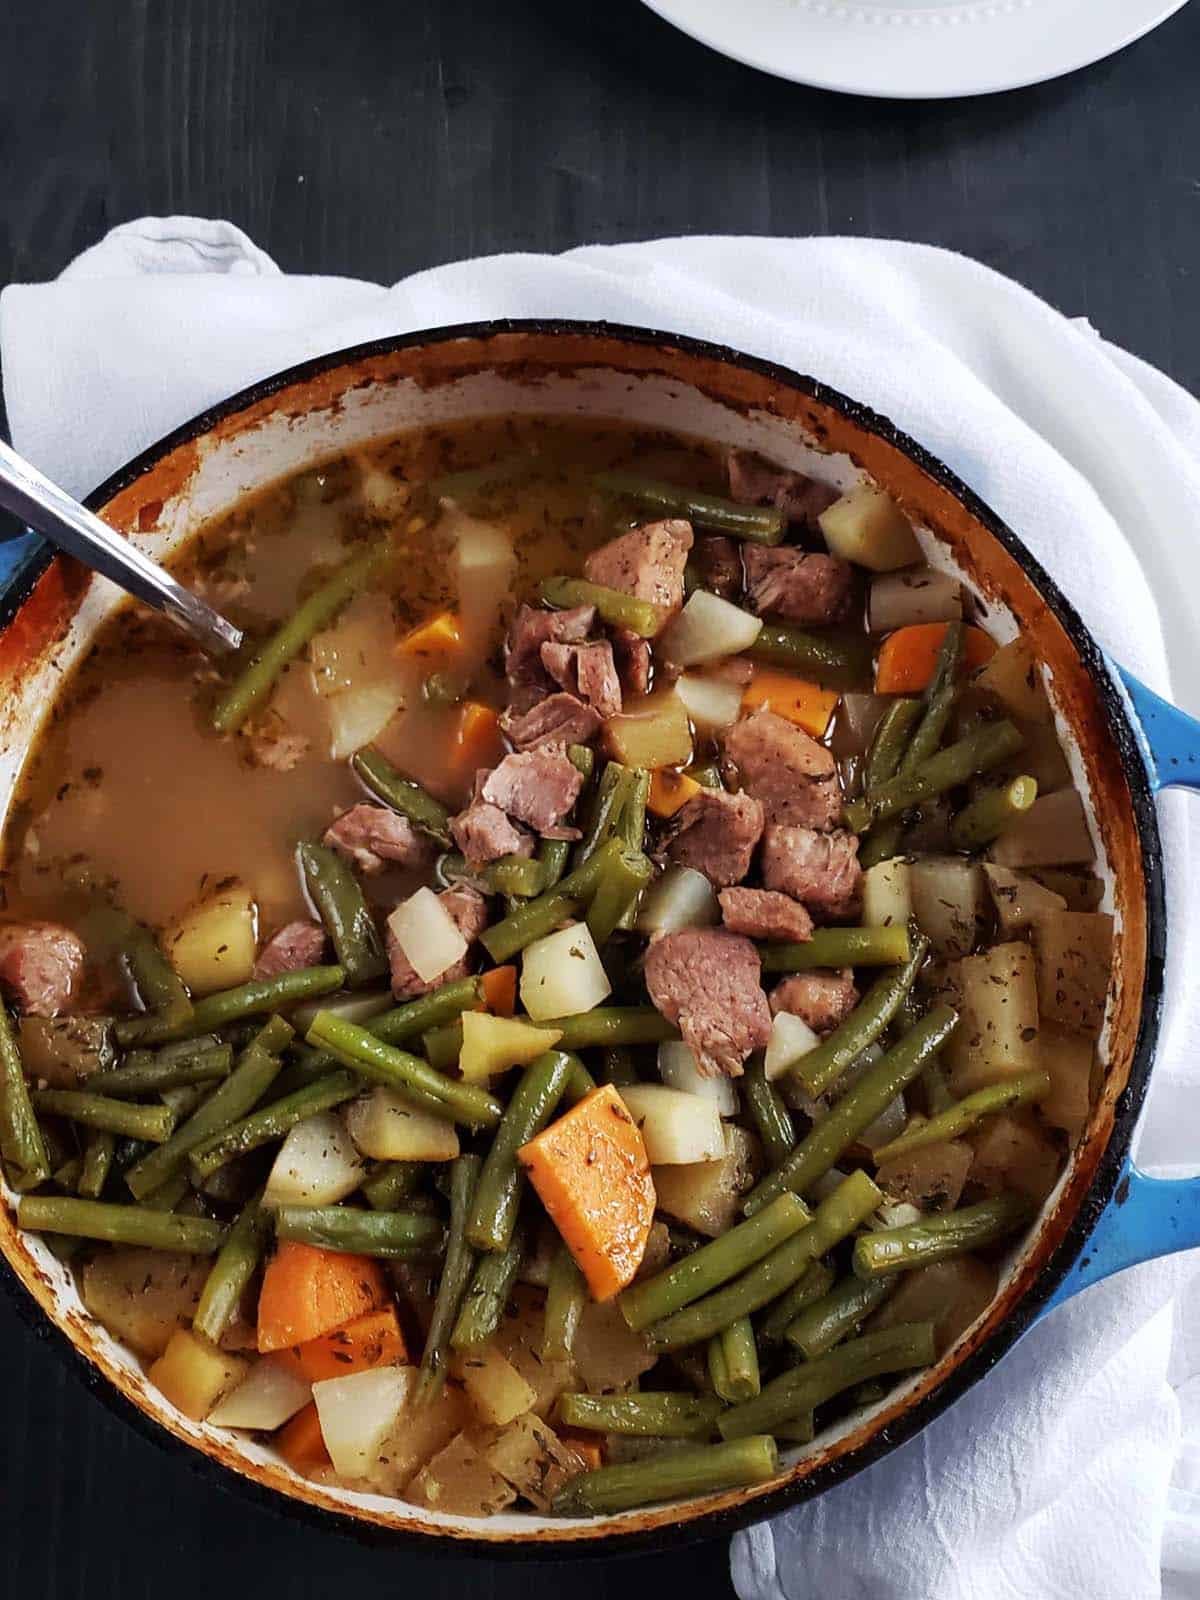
1;1;1198;1595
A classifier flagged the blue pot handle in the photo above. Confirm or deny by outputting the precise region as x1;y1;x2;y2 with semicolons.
1044;667;1200;1313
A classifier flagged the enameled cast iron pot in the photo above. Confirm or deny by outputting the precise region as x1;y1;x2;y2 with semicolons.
0;322;1198;1558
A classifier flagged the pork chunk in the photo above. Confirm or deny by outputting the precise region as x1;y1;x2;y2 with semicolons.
718;888;813;943
724;708;841;831
611;627;652;698
450;800;533;866
387;885;489;1000
0;921;85;1017
743;547;855;627
504;604;596;695
692;535;742;599
761;826;861;920
584;519;693;613
540;640;623;718
254;921;327;980
727;449;839;531
770;970;859;1035
644;929;772;1077
323;804;435;876
501;694;602;753
481;749;585;835
666;789;764;889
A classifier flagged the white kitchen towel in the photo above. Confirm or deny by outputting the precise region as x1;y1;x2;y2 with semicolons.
3;221;1200;1598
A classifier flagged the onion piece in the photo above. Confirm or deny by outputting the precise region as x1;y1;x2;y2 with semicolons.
207;1357;312;1430
636;866;719;937
263;1111;364;1207
764;1010;821;1082
859;1094;908;1152
868;569;962;633
657;1041;738;1116
618;1084;725;1164
675;673;744;732
660;591;762;668
387;887;468;984
520;921;612;1021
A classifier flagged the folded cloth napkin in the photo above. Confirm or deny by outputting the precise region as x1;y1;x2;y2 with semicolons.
3;222;1200;1599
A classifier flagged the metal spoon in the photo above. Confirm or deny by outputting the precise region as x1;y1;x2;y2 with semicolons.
0;439;243;656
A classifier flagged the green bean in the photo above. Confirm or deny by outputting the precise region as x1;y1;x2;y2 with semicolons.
572;762;633;871
159;1084;208;1121
480;839;622;963
789;936;929;1097
360;1160;424;1211
758;1260;836;1346
89;1043;233;1099
562;1055;598;1105
275;1203;443;1257
646;1172;881;1351
742;1060;796;1169
370;976;485;1048
77;1130;115;1200
543;1240;587;1361
351;747;453;844
621;1193;813;1332
188;1071;359;1181
709;1317;761;1403
744;1007;958;1214
541;1007;679;1051
921;1058;956;1117
618;767;651;850
536;837;571;894
213;542;388;734
594;470;785;544
438;852;546;898
306;1011;501;1129
467;1051;572;1252
567;743;595;781
853;1192;1034;1278
773;1413;816;1444
422;1022;462;1074
298;842;387;988
193;1197;272;1344
587;846;653;945
872;1070;1051;1165
552;1435;779;1517
718;1324;936;1440
451;1223;525;1349
951;776;1039;850
54;1158;83;1192
125;1015;292;1200
747;622;874;689
864;699;923;794
0;999;49;1189
560;1391;724;1439
290;989;392;1033
121;965;345;1046
139;1172;191;1213
785;1276;894;1361
844;720;1025;834
31;1089;175;1144
598;1045;640;1087
418;1153;481;1401
759;926;911;973
96;910;193;1041
540;576;662;639
17;1196;225;1253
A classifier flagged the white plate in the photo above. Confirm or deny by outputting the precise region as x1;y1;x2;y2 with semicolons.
639;0;1192;98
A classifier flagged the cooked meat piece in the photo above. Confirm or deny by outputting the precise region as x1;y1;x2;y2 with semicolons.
727;449;839;531
665;789;764;888
501;693;602;752
450;799;534;865
584;519;693;613
743;547;855;627
611;626;652;698
644;928;772;1077
724;708;842;831
481;748;585;835
323;803;435;876
387;885;489;1001
692;535;742;599
0;921;85;1017
761;825;861;920
540;640;623;718
504;603;596;695
718;888;813;943
242;711;308;772
254;921;327;979
770;970;859;1034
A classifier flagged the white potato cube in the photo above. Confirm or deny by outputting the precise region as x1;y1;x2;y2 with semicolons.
660;591;762;667
345;1089;460;1162
618;1084;725;1164
387;887;468;985
313;1366;416;1479
164;882;257;996
764;1009;820;1082
675;673;744;732
657;1041;738;1115
520;922;611;1021
207;1357;312;1430
862;858;913;929
263;1110;364;1206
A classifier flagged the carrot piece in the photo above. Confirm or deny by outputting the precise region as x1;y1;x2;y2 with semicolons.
397;609;463;667
875;623;997;695
278;1306;408;1384
276;1402;331;1471
256;1241;388;1354
447;701;503;778
518;1084;655;1303
481;965;518;1017
740;669;839;737
647;768;701;819
558;1428;604;1471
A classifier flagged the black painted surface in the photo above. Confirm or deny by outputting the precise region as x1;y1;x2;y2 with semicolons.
1;1;1198;1595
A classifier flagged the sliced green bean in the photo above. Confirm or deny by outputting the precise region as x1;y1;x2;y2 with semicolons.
951;776;1039;850
213;542;388;734
747;622;874;689
789;936;929;1097
551;1435;778;1517
742;1060;796;1170
595;470;785;544
54;1158;83;1192
864;699;923;794
719;1324;936;1440
745;1006;958;1214
709;1317;761;1403
274;1204;443;1258
31;1089;175;1144
139;1171;191;1213
467;1051;572;1253
845;720;1025;834
785;1276;894;1361
598;1045;640;1087
759;926;911;973
480;838;622;964
96;909;193;1041
853;1192;1034;1278
418;1153;481;1401
439;851;545;898
537;837;571;894
89;1042;233;1099
543;1240;587;1361
541;1007;679;1051
422;1022;462;1074
572;763;633;872
559;1391;724;1439
17;1196;225;1253
587;846;653;945
872;1069;1051;1165
188;1071;358;1181
298;842;387;988
77;1130;115;1200
306;1011;501;1129
562;1055;598;1105
758;1260;836;1346
351;747;452;845
540;576;662;639
0;999;49;1189
451;1223;525;1349
360;1160;424;1211
193;1197;272;1343
121;965;345;1047
567;743;595;781
773;1413;816;1444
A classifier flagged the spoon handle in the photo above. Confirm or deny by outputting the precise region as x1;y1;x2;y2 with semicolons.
0;439;243;656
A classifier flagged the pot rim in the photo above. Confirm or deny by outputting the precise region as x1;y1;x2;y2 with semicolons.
0;318;1167;1558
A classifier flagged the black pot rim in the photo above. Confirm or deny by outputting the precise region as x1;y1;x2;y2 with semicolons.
0;318;1166;1561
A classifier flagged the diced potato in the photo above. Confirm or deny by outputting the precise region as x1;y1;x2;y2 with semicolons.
1031;911;1113;1036
618;1084;725;1164
660;591;762;668
82;1248;209;1358
1037;1023;1094;1143
989;789;1095;869
818;484;921;572
943;941;1040;1097
983;863;1067;937
328;681;406;761
149;1328;248;1422
971;636;1051;723
458;1012;563;1083
367;1380;470;1494
969;1110;1060;1203
1028;866;1104;912
605;689;694;770
309;595;399;697
875;1140;971;1213
449;509;517;662
861;858;913;931
909;856;986;959
636;1219;672;1282
491;1287;576;1417
18;1016;114;1088
763;1009;820;1082
387;887;468;986
263;1110;365;1206
345;1089;460;1162
868;569;962;633
657;1040;738;1115
356;460;411;522
312;1365;416;1480
651;1123;760;1237
520;921;611;1021
454;1343;537;1427
572;1299;656;1395
1008;718;1072;795
164;881;257;996
485;1413;588;1512
675;673;744;732
207;1356;312;1430
869;1257;998;1354
406;1432;517;1516
636;865;719;937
